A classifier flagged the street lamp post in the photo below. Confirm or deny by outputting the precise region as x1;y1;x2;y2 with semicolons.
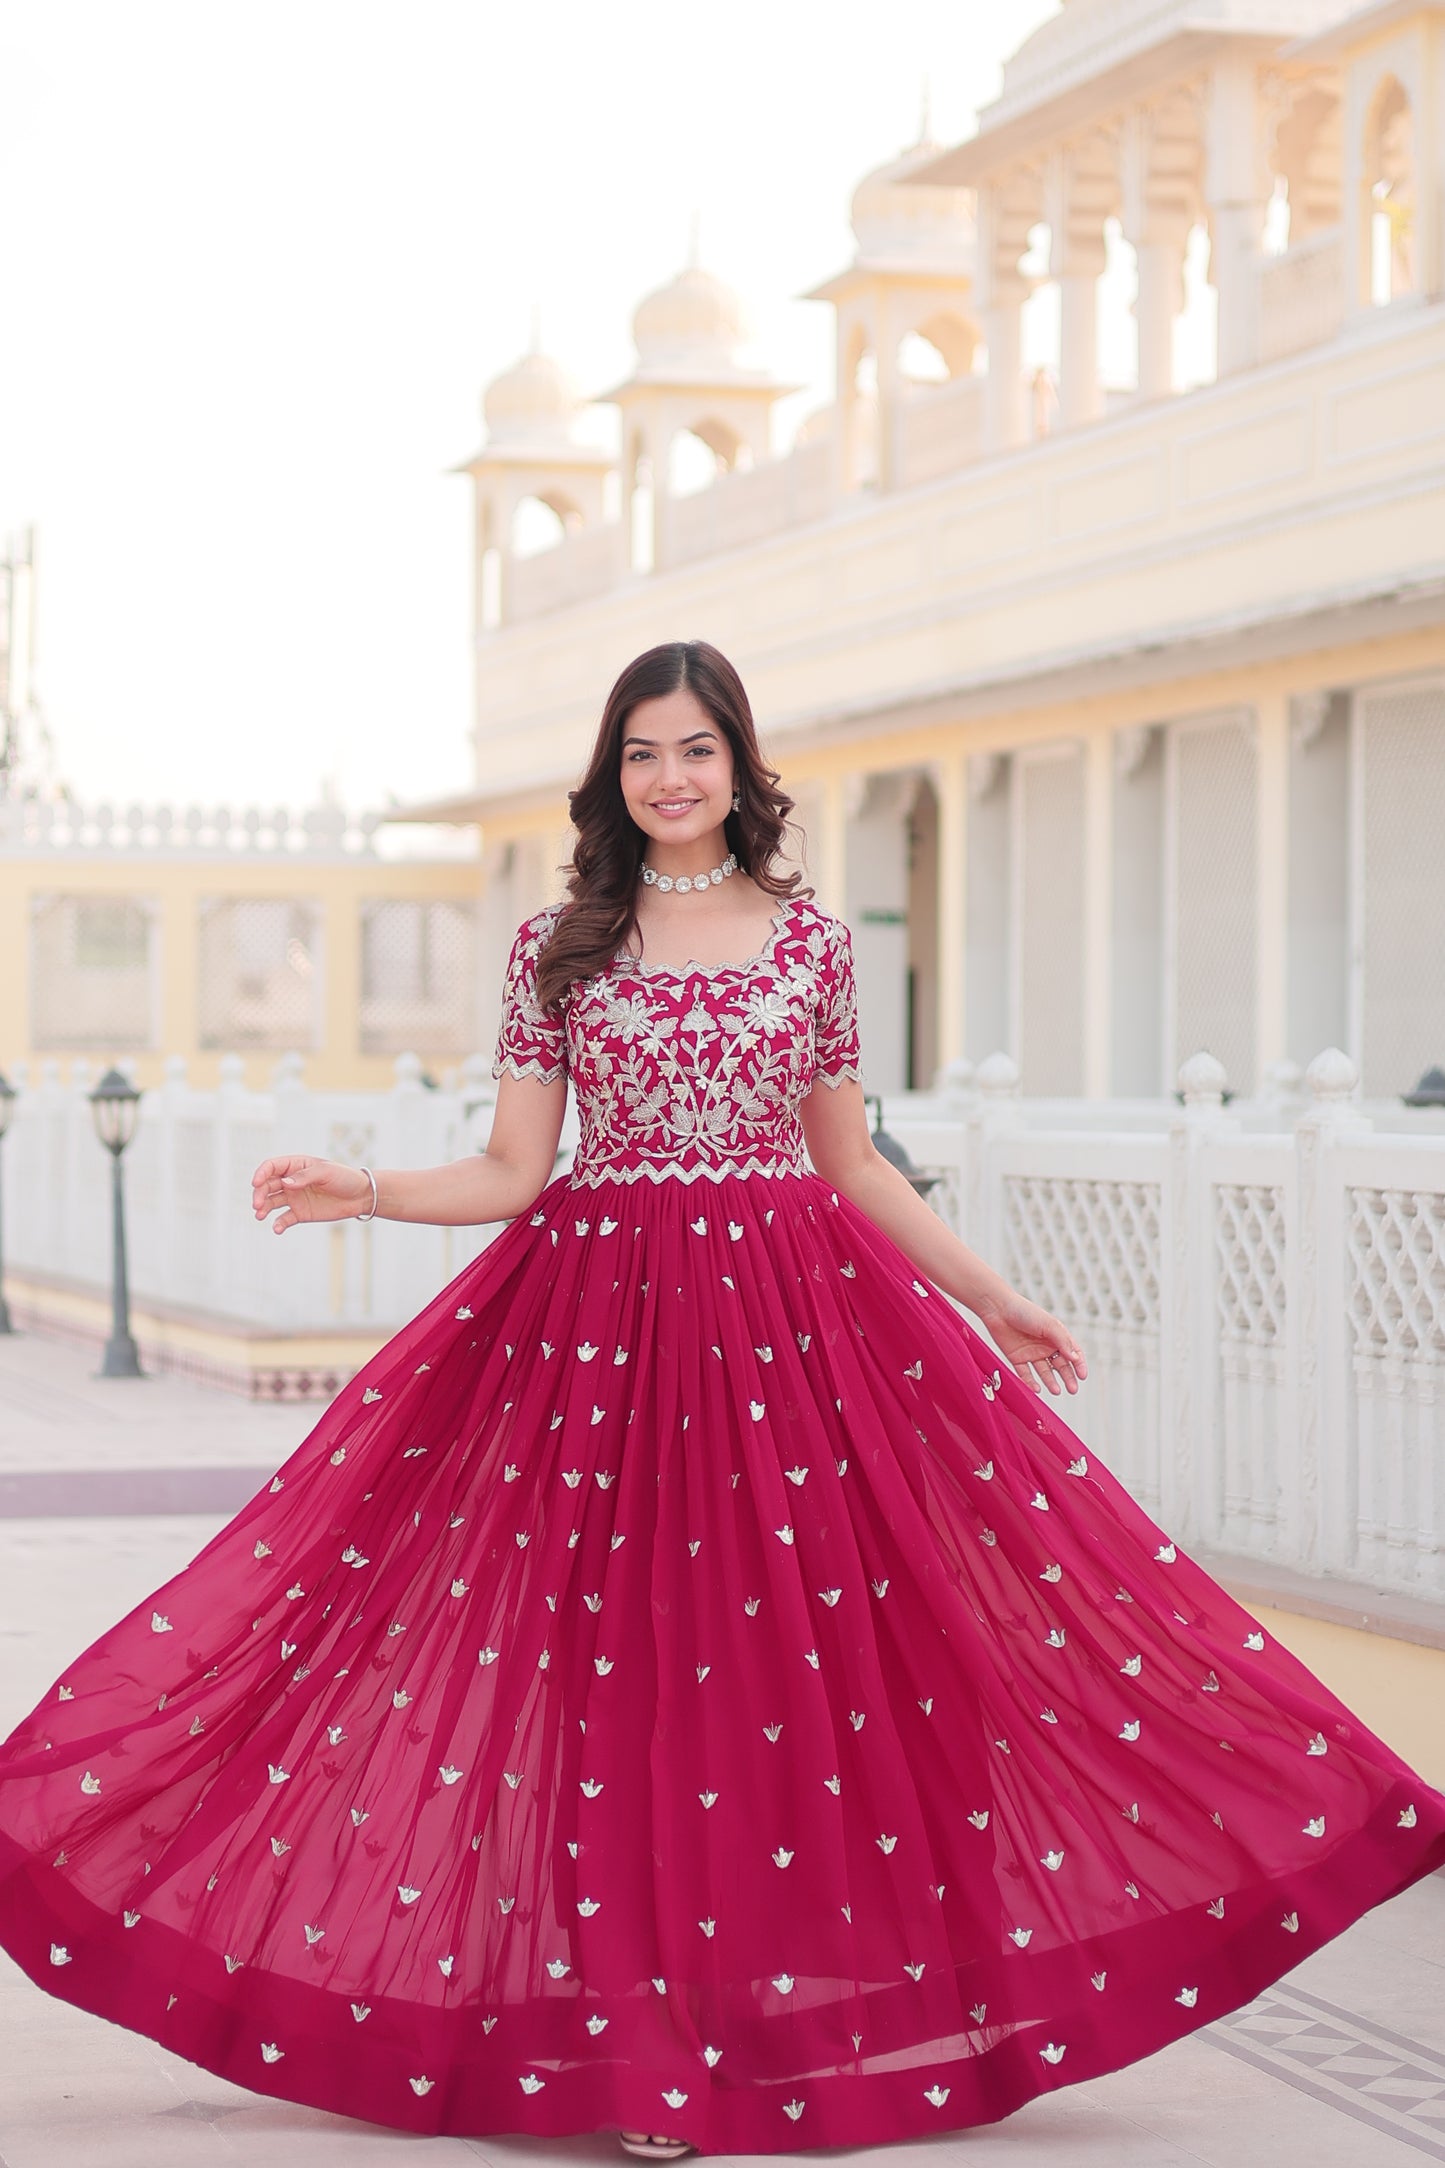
88;1066;144;1378
0;1069;15;1335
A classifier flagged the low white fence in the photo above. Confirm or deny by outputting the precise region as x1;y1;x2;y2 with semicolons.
898;374;986;488
1257;226;1346;366
666;441;834;569
1;1052;576;1336
889;1050;1445;1607
3;1043;1442;1605
506;521;629;622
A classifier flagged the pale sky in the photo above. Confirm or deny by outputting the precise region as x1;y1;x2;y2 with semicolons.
0;0;1063;821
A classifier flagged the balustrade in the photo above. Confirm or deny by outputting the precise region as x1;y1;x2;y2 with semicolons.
5;1045;1444;1601
505;522;629;623
0;798;384;857
1258;228;1346;364
882;1048;1445;1606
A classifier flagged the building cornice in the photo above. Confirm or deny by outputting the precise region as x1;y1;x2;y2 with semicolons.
1285;0;1445;57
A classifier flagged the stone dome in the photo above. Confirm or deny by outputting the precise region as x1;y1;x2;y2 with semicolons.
849;138;975;262
483;350;582;445
632;265;748;366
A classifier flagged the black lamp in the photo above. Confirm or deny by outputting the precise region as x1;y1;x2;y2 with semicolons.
87;1066;144;1377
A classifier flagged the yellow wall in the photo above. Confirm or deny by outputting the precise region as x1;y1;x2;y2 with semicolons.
0;853;483;1092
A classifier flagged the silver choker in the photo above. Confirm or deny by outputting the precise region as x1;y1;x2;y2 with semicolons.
639;850;738;896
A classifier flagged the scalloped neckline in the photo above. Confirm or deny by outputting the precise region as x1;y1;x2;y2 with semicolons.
612;899;795;980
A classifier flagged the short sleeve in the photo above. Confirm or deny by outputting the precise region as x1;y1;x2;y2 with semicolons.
812;915;863;1088
491;911;568;1084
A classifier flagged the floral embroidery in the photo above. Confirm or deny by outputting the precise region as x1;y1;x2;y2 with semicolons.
490;897;863;1186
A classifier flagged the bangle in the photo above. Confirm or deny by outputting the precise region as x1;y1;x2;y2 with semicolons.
356;1166;379;1222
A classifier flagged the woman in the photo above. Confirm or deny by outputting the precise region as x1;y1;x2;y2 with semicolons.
1;638;1442;2160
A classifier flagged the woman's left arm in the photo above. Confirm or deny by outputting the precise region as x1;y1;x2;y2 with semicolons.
799;1076;1087;1398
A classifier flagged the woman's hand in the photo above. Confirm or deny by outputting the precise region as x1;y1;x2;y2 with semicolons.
975;1290;1087;1396
252;1155;372;1234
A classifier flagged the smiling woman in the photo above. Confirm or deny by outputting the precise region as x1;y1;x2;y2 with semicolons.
0;641;1442;2162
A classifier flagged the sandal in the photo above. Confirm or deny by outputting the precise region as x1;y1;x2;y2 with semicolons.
619;2136;694;2160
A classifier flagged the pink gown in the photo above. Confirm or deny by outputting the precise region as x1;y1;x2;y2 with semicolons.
2;891;1443;2154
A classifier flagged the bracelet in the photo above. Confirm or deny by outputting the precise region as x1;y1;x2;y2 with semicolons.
356;1166;379;1222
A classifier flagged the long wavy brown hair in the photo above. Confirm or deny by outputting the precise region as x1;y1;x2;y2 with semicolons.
533;641;813;1014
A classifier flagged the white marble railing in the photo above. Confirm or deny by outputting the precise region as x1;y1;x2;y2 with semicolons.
898;375;986;488
4;1043;1441;1605
1258;228;1346;366
0;1052;578;1335
0;797;386;857
505;521;629;622
887;1049;1445;1606
665;440;835;570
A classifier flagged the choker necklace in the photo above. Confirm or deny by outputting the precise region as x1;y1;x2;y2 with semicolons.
639;850;738;896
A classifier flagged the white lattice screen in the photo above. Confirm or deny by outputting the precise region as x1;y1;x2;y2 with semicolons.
1017;748;1085;1094
1215;1185;1288;1347
1002;1176;1162;1331
359;898;479;1058
1358;683;1445;1098
1347;1187;1445;1360
29;894;156;1050
1171;713;1257;1091
197;897;321;1051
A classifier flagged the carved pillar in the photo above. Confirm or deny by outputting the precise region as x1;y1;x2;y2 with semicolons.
1206;55;1267;375
815;768;864;918
982;291;1027;451
1082;730;1113;1097
976;182;1029;455
1134;231;1187;399
1045;147;1110;428
1056;242;1108;427
875;289;906;495
1254;688;1290;1081
1121;105;1197;403
928;750;969;1071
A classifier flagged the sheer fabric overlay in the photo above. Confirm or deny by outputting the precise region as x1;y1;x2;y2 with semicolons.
1;894;1443;2155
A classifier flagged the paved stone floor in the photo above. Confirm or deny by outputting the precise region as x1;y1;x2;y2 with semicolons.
2;1331;1443;2167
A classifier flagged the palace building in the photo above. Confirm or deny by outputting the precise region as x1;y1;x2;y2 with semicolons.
403;0;1445;1105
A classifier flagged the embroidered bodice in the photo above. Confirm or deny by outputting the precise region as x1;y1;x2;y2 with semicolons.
490;894;863;1186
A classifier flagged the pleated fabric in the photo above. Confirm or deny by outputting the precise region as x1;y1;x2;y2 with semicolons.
2;894;1443;2152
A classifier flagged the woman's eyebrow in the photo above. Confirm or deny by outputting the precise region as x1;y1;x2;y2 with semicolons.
622;729;718;749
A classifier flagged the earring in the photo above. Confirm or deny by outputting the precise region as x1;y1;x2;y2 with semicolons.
731;790;741;811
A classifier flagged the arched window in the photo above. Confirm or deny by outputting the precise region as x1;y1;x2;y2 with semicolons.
901;312;978;384
510;494;576;560
1271;84;1341;249
666;420;744;499
1364;75;1415;305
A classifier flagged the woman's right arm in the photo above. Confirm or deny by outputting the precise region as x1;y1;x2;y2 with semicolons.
251;1068;569;1234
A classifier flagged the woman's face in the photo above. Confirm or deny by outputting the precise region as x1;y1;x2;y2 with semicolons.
618;686;736;857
